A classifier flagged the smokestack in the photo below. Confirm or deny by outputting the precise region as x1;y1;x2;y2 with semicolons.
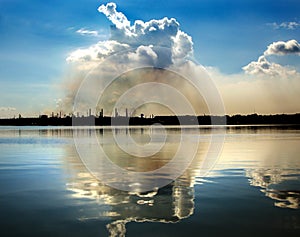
88;108;91;117
126;108;128;118
115;108;118;117
100;108;104;117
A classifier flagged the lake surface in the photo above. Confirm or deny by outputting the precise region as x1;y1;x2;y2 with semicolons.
0;126;300;236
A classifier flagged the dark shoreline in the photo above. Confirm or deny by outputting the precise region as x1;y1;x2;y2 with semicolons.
0;113;300;126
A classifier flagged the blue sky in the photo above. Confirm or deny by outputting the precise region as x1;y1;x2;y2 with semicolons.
0;0;300;116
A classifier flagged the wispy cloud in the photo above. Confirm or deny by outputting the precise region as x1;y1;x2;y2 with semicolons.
267;21;300;30
0;107;16;111
76;28;99;37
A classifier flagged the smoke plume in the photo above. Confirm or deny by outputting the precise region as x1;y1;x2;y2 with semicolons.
64;2;221;117
63;2;300;116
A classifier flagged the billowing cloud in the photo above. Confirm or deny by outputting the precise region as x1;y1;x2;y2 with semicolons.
67;40;129;63
242;55;297;77
64;2;300;116
128;45;158;65
63;2;202;116
268;21;300;30
98;2;131;32
242;40;300;76
76;28;99;37
68;2;193;68
264;39;300;56
211;39;300;114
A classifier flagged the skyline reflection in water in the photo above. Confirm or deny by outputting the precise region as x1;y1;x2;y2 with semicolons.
0;126;300;236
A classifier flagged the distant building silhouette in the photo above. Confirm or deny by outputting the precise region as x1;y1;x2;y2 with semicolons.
1;112;300;126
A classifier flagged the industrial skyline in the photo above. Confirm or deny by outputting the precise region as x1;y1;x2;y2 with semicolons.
1;1;300;118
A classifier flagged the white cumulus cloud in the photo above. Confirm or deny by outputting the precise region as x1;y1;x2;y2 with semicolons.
68;2;193;68
98;2;131;33
67;40;129;62
242;55;297;77
63;2;198;115
242;40;300;76
264;39;300;56
63;2;300;115
128;45;158;65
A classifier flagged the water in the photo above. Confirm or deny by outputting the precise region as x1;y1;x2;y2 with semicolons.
0;126;300;236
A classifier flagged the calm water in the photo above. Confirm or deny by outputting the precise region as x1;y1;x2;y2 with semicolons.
0;126;300;237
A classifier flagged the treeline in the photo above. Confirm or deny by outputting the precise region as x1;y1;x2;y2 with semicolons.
0;113;299;126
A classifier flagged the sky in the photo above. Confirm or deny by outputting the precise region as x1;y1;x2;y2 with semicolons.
0;0;300;117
